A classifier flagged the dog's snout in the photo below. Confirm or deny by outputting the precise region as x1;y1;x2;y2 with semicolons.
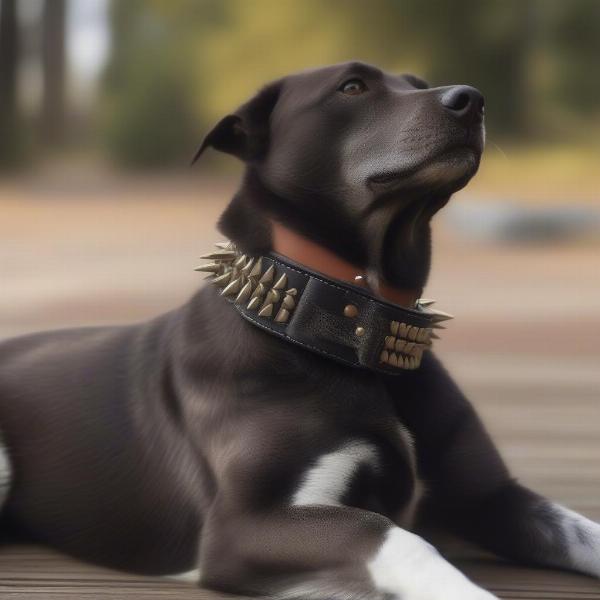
440;85;484;121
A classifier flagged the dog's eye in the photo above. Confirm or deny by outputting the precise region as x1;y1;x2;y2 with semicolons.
339;79;368;95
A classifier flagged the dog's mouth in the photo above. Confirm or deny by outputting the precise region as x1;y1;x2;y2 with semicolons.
367;126;484;197
368;143;481;191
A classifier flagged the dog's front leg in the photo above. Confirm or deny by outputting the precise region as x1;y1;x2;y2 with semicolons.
198;503;498;599
454;480;600;579
392;352;600;580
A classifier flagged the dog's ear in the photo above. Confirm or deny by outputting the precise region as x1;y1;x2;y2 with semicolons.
192;80;281;164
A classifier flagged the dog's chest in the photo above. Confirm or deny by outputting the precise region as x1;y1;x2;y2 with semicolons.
290;425;423;528
195;346;425;528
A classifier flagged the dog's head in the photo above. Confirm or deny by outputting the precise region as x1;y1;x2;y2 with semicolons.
195;61;485;290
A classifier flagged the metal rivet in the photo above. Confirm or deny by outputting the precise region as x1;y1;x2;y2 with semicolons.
343;304;358;318
355;326;365;337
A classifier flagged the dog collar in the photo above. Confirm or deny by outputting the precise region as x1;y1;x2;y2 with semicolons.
195;241;453;374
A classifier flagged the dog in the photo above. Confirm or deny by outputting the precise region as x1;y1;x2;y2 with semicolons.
1;61;599;600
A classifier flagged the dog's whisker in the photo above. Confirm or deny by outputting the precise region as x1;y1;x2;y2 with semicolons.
488;139;509;161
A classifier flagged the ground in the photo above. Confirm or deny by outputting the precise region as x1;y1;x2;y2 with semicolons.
0;172;599;598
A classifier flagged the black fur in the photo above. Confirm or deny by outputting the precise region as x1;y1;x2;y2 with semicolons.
0;62;592;598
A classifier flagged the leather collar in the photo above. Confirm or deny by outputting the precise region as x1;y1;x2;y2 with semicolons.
196;241;453;375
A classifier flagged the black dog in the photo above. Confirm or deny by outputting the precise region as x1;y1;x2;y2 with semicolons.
1;62;599;600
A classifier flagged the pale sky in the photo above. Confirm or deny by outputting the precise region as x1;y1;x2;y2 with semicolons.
67;0;110;87
16;0;110;110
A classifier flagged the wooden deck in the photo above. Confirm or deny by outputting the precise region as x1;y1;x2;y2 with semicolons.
1;176;599;598
0;544;599;599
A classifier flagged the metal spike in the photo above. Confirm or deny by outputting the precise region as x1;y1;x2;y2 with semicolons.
240;258;255;275
235;281;253;305
259;265;275;284
194;261;222;273
272;274;287;290
249;257;263;278
395;339;407;353
427;309;454;322
431;323;446;330
247;297;261;311
199;250;238;260
250;283;266;300
211;271;232;287
234;254;247;268
285;288;298;296
261;289;280;309
430;331;440;339
258;303;273;317
268;289;281;303
282;295;296;310
215;241;234;249
430;315;453;323
274;308;290;323
417;298;436;307
380;350;389;363
221;277;242;296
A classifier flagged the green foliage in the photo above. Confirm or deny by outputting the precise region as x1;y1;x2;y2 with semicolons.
103;56;198;168
549;0;600;115
101;0;600;167
101;0;200;168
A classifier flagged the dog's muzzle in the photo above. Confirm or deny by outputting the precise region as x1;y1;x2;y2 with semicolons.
195;242;453;374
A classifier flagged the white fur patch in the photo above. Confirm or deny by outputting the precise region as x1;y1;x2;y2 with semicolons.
0;437;12;509
368;527;498;599
548;503;600;578
292;441;378;506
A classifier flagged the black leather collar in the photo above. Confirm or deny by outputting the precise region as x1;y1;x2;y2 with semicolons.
196;241;453;375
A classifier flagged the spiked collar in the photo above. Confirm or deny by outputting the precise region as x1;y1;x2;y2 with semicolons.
196;241;453;374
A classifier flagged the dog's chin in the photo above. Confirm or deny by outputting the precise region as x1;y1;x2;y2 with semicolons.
368;146;481;200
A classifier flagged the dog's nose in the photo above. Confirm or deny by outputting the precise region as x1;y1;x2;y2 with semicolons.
440;85;484;121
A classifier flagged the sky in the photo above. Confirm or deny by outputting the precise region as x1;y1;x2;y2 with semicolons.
15;0;110;110
67;0;110;97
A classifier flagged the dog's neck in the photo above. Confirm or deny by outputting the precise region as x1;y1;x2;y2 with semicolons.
218;169;433;308
271;221;419;308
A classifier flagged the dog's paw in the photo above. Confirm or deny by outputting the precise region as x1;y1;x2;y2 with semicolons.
368;528;499;600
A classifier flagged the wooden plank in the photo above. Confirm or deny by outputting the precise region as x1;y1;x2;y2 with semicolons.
0;545;239;599
1;546;600;599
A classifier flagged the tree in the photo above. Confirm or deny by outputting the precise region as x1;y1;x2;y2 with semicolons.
101;0;201;167
550;0;600;116
0;0;23;169
41;0;67;146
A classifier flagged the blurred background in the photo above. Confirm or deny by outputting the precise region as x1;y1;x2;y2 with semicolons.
1;0;599;520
